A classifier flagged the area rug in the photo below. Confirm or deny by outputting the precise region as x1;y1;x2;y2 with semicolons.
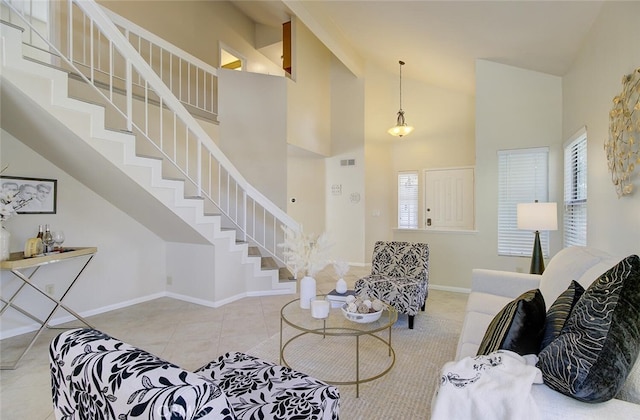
246;314;462;419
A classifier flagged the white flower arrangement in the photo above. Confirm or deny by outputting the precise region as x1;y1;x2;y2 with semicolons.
332;260;350;278
279;225;332;278
0;166;32;222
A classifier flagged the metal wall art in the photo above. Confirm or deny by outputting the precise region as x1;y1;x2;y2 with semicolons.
605;67;640;197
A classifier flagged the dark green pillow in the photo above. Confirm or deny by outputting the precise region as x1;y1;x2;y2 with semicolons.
538;255;640;402
540;280;585;351
477;289;546;356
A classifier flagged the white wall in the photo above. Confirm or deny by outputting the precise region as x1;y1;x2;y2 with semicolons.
0;131;166;338
286;146;326;236
326;56;366;265
166;242;215;301
363;63;477;272
218;69;288;209
286;18;332;156
562;1;640;254
396;60;563;290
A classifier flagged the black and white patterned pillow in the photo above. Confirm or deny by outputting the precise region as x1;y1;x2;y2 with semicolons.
539;280;584;351
476;289;546;356
537;255;640;402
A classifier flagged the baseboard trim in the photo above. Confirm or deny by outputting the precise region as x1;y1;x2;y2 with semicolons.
429;284;470;294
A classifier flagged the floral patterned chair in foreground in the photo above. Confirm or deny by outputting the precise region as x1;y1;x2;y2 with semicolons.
355;241;429;329
50;328;339;420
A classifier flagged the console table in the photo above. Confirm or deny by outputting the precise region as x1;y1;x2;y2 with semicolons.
0;247;97;369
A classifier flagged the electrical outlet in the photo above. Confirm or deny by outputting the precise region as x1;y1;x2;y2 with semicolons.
166;276;173;285
45;284;55;295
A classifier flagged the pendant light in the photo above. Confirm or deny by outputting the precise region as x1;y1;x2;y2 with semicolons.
388;60;414;137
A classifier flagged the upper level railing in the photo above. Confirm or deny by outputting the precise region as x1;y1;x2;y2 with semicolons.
102;7;218;120
1;0;298;265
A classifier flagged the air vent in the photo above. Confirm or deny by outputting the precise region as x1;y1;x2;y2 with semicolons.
340;159;356;166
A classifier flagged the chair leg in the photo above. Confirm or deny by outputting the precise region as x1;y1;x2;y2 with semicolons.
408;315;415;329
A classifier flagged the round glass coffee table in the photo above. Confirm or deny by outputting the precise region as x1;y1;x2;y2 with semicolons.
280;296;397;397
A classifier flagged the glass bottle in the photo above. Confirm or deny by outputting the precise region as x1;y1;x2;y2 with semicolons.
36;224;43;240
42;224;53;253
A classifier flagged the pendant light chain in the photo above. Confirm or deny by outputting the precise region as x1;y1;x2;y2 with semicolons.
399;60;404;111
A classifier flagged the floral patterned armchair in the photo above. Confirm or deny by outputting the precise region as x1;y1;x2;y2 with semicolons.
355;241;429;329
50;328;340;420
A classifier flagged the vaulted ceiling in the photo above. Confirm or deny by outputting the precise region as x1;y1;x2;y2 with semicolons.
231;0;605;94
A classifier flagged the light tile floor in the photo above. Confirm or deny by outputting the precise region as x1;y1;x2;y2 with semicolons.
0;266;468;419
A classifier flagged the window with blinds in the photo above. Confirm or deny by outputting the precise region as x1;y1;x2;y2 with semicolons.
564;130;587;247
497;148;550;256
398;171;418;229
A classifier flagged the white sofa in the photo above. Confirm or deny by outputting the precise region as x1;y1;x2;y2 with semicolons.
455;246;640;418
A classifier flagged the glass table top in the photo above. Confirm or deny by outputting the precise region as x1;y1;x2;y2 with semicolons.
281;295;397;335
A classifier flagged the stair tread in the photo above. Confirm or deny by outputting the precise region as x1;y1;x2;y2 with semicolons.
261;256;278;270
279;267;296;282
135;153;163;161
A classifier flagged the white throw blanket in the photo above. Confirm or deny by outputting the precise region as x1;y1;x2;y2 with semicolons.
431;350;543;420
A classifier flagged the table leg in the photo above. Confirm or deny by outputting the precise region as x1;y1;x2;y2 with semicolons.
10;257;95;329
0;296;46;325
1;256;95;370
356;335;360;398
0;267;40;317
279;315;283;365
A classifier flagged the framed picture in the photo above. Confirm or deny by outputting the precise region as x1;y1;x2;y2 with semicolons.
0;176;57;214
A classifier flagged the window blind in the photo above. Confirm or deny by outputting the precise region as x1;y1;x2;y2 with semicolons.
564;131;587;247
398;171;418;228
497;148;550;256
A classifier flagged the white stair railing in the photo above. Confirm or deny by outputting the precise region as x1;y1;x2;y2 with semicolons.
2;0;298;265
101;7;218;120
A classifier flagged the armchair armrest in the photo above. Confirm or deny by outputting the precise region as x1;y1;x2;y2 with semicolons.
50;328;234;419
472;269;541;298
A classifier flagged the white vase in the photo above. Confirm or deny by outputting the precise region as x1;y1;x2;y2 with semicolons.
0;225;10;261
299;275;316;309
336;278;348;294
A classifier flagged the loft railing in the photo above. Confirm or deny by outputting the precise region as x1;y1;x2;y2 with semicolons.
101;7;218;120
1;0;298;265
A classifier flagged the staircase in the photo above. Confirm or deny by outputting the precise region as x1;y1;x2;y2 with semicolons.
0;1;297;304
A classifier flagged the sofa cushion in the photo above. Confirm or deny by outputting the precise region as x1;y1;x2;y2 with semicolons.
476;289;546;356
539;280;584;351
538;247;604;304
537;255;640;402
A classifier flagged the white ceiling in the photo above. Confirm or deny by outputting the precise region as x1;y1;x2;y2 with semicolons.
232;0;605;94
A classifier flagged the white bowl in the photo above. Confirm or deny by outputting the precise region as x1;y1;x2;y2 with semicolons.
341;303;383;323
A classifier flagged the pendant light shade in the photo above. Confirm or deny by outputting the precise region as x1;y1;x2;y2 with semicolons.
388;60;414;137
